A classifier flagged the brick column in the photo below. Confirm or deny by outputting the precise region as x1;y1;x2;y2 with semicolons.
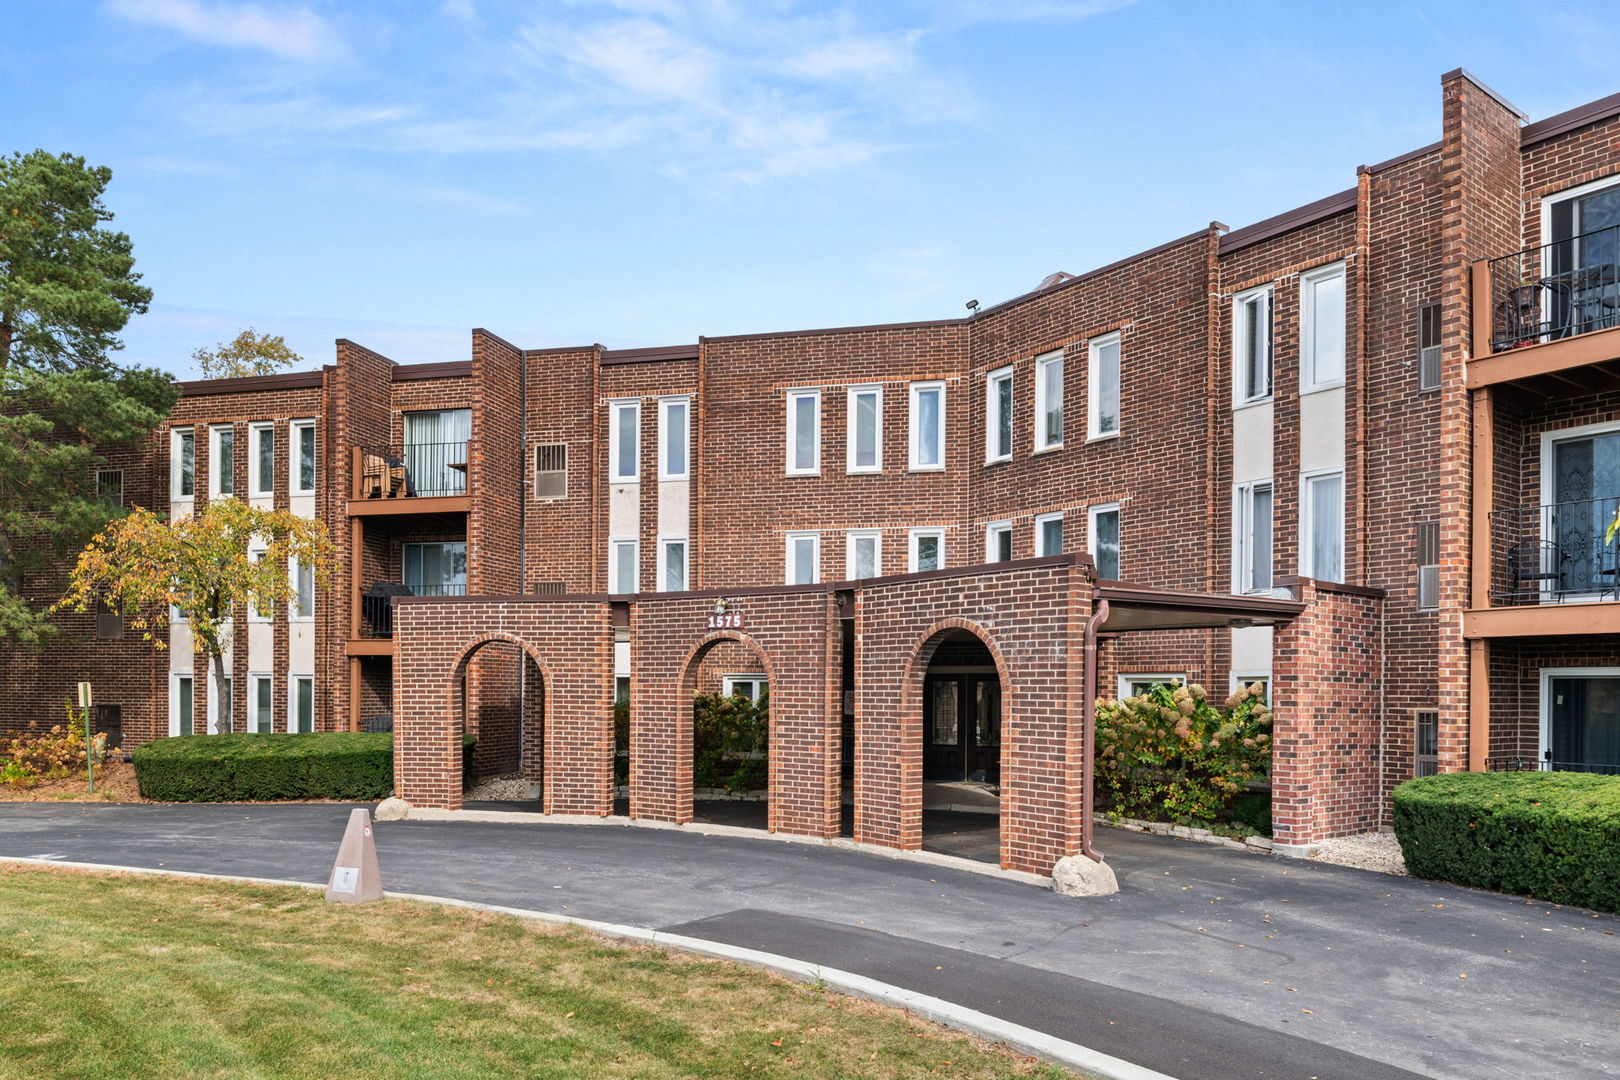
766;593;842;839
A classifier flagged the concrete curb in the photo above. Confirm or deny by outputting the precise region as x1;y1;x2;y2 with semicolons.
399;807;1056;889
0;855;1175;1080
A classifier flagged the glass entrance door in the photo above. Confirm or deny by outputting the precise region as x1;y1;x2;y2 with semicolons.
404;542;467;597
1546;674;1620;774
1548;184;1620;338
923;674;1001;783
1548;431;1620;596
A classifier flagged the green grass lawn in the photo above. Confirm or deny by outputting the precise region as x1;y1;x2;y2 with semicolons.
0;866;1079;1080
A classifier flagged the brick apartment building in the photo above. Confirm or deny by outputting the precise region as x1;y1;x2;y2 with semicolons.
5;69;1620;873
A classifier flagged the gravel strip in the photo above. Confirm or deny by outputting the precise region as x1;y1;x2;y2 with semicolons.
1309;831;1407;876
465;773;532;802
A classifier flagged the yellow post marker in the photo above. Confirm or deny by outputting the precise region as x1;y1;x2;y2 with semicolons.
77;682;93;794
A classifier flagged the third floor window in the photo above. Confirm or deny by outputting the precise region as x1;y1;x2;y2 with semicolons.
1234;286;1273;405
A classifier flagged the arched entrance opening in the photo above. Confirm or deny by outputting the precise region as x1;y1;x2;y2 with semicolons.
917;627;1003;862
683;635;772;830
448;636;546;809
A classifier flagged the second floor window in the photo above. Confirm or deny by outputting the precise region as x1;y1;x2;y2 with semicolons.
1418;304;1441;391
1035;350;1063;450
404;542;467;597
1234;481;1273;594
210;425;234;497
1036;512;1064;556
985;521;1012;562
1302;263;1347;391
291;420;316;494
909;528;944;572
609;401;640;483
1088;333;1120;439
1234;286;1273;404
1089;504;1120;580
985;367;1013;463
250;423;275;496
659;397;689;481
786;390;820;475
610;538;638;593
174;429;195;499
847;386;882;473
909;382;945;471
847;530;881;579
290;557;315;619
1416;521;1439;610
787;532;819;584
1302;470;1345;582
659;537;687;591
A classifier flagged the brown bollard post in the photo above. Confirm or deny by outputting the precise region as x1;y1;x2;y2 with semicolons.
325;807;384;905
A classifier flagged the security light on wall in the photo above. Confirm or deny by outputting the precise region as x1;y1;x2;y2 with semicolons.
965;299;980;314
713;597;729;616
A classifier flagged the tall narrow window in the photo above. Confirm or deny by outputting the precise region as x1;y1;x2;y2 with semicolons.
95;596;123;639
786;390;821;475
1302;471;1345;582
659;537;687;592
290;420;316;495
1234;481;1274;593
846;530;881;579
609;401;640;483
1301;263;1347;391
610;538;638;593
247;548;272;620
1036;512;1064;556
174;429;195;499
847;386;882;473
97;469;124;506
786;532;820;584
1234;286;1273;404
985;367;1013;463
1418;304;1442;391
985;521;1013;563
250;423;274;496
908;382;945;470
211;425;234;497
1415;711;1439;777
174;674;194;736
291;676;314;734
1089;504;1120;580
534;443;568;499
908;528;944;572
1088;333;1120;438
1034;350;1064;450
289;558;315;619
658;397;689;481
252;674;274;734
1416;521;1440;610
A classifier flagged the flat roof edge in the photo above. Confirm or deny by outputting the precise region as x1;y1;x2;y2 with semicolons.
1218;188;1358;255
1522;89;1620;147
179;370;325;396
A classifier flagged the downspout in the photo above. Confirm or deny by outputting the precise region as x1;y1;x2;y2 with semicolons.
1081;596;1110;862
519;348;528;769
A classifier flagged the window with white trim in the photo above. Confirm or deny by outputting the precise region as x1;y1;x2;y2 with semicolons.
846;530;881;579
846;385;882;473
1089;503;1120;580
1301;262;1347;391
289;557;314;620
908;528;944;572
722;675;767;702
171;673;194;737
173;428;195;500
251;673;274;734
786;532;820;585
1230;674;1270;704
209;424;234;497
658;397;689;481
290;675;314;734
908;382;945;471
1233;481;1274;594
1035;512;1064;557
248;548;271;621
290;419;317;495
1034;350;1064;450
659;537;688;592
1119;673;1186;699
249;422;275;496
609;537;639;594
1301;470;1345;582
1233;285;1273;405
985;521;1013;563
609;401;640;483
786;390;821;475
985;366;1013;463
1088;332;1120;439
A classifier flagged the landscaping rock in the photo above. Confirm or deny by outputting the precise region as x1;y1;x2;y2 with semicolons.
1051;853;1119;897
374;797;411;821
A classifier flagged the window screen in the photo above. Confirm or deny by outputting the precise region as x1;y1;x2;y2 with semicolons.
535;443;567;499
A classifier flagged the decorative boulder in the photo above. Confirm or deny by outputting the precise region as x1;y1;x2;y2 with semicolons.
374;796;412;822
1051;853;1119;897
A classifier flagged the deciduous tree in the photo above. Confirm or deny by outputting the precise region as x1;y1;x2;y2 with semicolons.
192;329;303;380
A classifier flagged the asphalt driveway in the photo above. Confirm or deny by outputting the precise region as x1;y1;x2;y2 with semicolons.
1;803;1614;1080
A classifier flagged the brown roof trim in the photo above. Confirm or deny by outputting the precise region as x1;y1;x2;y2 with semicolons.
600;344;700;365
472;327;522;353
1218;188;1358;255
966;228;1212;322
1522;89;1620;147
1358;140;1443;176
1097;580;1308;620
1439;67;1528;121
524;344;602;357
701;317;966;346
392;361;472;381
1274;575;1387;599
179;370;324;396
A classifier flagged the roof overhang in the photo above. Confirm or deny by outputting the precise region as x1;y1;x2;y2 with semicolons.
1095;581;1307;633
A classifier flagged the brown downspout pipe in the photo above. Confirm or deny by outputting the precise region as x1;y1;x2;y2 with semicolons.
1081;596;1110;862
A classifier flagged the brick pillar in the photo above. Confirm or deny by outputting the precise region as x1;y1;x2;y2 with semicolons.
1272;579;1385;850
852;590;921;853
628;609;694;824
393;648;462;809
765;593;842;839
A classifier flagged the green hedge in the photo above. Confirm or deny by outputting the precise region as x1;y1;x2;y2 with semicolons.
133;733;477;803
1392;771;1620;912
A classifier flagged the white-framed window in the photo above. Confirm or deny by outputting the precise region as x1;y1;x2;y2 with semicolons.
786;531;820;585
250;673;274;734
1301;262;1347;392
209;424;234;497
658;396;690;481
1229;673;1270;704
1541;177;1620;342
609;400;640;483
1089;503;1120;580
1034;349;1064;451
722;675;768;703
1233;285;1274;405
846;385;883;473
908;527;945;572
170;673;194;737
289;557;315;620
1539;667;1620;773
248;422;274;496
289;674;314;734
1300;469;1345;582
1233;481;1274;594
290;419;316;495
1087;332;1120;439
846;529;882;579
247;548;271;621
985;366;1013;463
404;542;467;597
1119;673;1187;699
908;381;945;471
786;389;821;475
209;675;234;735
658;536;688;592
609;537;639;594
172;427;196;500
1035;512;1064;557
985;520;1013;563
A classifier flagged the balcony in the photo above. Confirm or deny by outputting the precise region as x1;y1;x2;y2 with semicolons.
1467;495;1620;637
358;582;466;639
349;441;472;515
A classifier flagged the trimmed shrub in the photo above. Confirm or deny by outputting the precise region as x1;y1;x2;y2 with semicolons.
694;691;768;792
133;733;477;803
1392;771;1620;913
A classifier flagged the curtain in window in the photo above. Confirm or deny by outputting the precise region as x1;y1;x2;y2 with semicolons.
404;409;470;495
915;390;941;466
1093;511;1120;579
1309;476;1343;582
793;396;817;470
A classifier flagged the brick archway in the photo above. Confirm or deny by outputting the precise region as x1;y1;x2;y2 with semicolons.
444;631;551;807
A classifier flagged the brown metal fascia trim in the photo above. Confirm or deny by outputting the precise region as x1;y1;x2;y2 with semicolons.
1521;90;1620;147
1439;68;1528;121
1357;140;1443;176
1096;581;1309;619
600;344;701;365
1218;188;1358;255
179;370;325;396
701;317;967;345
1274;575;1387;600
966;228;1214;323
393;361;473;381
523;344;601;357
471;327;523;354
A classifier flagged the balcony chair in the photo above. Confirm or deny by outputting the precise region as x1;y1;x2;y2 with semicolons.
1507;538;1563;600
361;581;414;636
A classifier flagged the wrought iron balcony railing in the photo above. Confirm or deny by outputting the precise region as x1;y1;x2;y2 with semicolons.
359;582;466;638
1485;223;1620;351
354;441;470;500
1488;495;1620;604
1487;754;1620;776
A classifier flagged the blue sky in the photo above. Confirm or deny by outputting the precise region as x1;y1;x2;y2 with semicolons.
8;1;1618;379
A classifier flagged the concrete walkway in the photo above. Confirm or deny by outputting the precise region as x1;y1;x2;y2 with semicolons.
1;802;1614;1080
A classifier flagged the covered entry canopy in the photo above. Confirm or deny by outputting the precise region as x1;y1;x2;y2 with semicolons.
1094;580;1307;633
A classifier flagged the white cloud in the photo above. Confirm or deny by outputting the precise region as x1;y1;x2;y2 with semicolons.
441;0;478;22
105;0;348;61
